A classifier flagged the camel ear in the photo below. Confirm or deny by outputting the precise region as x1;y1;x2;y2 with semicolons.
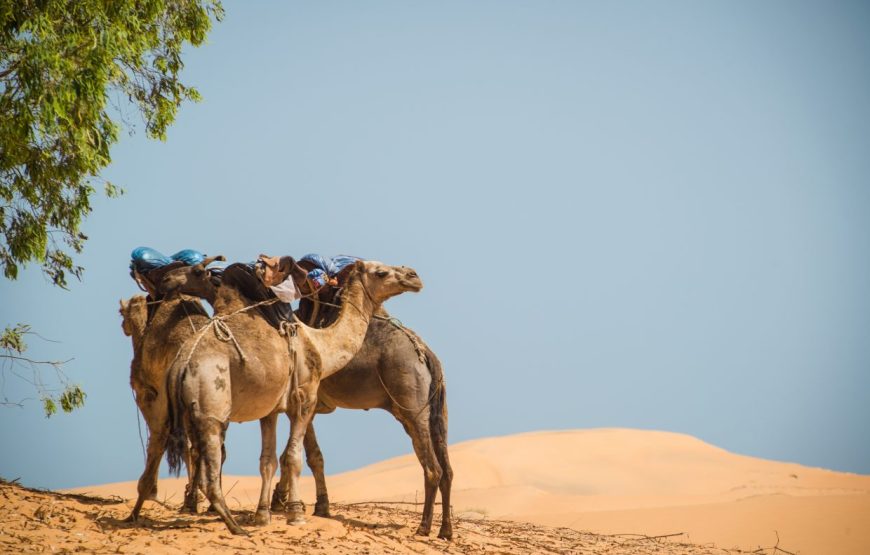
354;260;366;272
278;256;296;274
202;255;225;267
119;299;128;311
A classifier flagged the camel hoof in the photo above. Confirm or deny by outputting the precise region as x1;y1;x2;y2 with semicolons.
286;500;306;526
415;525;431;537
123;513;138;524
270;490;286;512
313;495;330;518
253;510;271;526
437;526;453;541
229;525;249;536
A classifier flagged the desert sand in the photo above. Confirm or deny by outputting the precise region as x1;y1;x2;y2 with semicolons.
2;429;867;553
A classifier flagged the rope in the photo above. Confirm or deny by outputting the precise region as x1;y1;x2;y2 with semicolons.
375;315;426;363
212;319;246;362
376;362;442;419
279;320;304;419
132;388;146;464
180;300;197;333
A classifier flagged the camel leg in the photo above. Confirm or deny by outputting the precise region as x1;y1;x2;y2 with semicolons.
397;410;442;537
182;440;200;513
426;377;453;540
197;418;246;535
432;411;453;539
280;386;319;525
303;420;331;517
272;416;325;513
253;413;278;526
271;437;291;512
126;427;169;522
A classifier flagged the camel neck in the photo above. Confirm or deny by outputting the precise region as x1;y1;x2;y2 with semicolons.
307;272;377;379
126;307;149;352
213;286;246;314
150;298;202;335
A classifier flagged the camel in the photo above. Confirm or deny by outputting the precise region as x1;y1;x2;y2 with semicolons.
261;267;453;540
207;255;452;538
118;256;222;522
160;259;422;534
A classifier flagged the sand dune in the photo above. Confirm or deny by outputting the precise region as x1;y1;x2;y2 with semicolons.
69;428;870;554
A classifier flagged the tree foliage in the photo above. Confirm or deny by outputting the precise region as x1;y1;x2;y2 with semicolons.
1;323;85;417
0;0;223;286
0;0;222;415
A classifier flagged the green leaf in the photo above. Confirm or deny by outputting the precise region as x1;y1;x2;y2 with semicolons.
43;397;57;418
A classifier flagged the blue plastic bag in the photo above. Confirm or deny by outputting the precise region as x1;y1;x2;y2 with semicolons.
130;246;173;273
170;249;206;266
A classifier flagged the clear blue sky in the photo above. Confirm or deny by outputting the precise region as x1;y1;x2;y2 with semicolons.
2;1;869;489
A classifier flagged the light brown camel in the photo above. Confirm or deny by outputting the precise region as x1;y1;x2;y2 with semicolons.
118;275;215;522
259;263;453;540
160;260;422;534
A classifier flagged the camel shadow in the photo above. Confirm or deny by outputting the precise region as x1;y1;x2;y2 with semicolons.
330;512;407;532
54;491;126;506
95;513;225;532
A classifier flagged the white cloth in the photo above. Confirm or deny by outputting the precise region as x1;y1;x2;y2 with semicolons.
270;277;301;303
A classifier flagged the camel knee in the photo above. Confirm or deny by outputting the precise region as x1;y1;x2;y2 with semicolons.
441;464;453;485
425;464;442;487
260;451;278;471
305;448;324;471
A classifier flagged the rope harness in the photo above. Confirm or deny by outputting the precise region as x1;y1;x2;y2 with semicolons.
173;298;280;371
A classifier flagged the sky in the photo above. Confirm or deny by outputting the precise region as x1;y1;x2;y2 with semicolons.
1;1;869;490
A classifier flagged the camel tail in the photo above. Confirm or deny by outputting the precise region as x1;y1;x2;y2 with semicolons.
425;347;451;472
165;361;188;477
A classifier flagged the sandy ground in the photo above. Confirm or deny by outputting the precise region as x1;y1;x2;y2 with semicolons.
3;428;867;553
0;478;777;554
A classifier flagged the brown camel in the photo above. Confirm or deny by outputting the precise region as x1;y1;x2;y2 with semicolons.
160;260;422;534
118;270;215;522
232;255;452;538
260;266;453;540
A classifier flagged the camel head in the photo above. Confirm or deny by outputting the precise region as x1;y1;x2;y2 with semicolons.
355;260;423;305
159;255;226;302
119;295;149;338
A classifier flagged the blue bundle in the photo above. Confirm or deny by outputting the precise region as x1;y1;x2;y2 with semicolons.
300;253;361;280
130;246;206;274
300;253;335;276
307;268;329;288
170;249;206;266
130;246;173;273
331;255;360;274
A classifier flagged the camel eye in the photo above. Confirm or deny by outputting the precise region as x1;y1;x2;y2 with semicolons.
375;270;389;278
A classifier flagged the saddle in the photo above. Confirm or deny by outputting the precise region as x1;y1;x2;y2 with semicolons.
219;263;294;329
